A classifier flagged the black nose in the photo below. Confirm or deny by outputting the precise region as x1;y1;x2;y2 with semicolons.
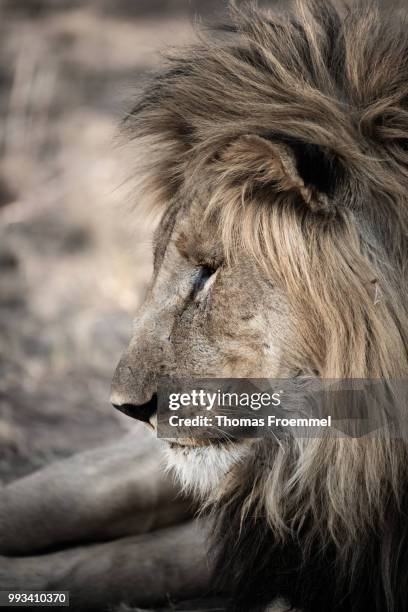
112;394;157;423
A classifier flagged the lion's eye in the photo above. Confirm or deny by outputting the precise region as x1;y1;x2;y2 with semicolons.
192;265;217;296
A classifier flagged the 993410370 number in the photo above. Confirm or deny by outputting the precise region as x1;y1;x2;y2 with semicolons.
0;591;69;607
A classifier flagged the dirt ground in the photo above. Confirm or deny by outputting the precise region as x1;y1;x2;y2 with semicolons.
0;1;220;483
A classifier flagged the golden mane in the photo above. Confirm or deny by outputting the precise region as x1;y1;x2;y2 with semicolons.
125;0;408;378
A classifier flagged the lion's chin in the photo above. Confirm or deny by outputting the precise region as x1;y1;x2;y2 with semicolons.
163;439;250;499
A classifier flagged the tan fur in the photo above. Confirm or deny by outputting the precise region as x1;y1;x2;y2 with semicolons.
116;0;408;584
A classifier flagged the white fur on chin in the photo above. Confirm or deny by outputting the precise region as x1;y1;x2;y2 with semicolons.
163;442;249;498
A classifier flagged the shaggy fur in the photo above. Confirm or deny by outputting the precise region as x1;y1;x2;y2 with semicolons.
124;1;408;610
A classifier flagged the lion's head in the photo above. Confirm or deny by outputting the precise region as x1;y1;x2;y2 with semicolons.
112;1;408;609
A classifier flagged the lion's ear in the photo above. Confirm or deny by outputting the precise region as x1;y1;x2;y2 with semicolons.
219;134;341;213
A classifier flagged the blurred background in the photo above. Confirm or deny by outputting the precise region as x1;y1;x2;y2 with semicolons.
0;0;226;484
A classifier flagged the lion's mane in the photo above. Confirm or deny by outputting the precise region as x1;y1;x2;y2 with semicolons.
125;2;408;610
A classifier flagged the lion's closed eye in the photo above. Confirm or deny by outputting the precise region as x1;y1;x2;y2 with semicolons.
192;265;218;300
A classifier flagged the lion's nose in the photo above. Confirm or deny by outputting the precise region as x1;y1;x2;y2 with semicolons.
112;394;157;424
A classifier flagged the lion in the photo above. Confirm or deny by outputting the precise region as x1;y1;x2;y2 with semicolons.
110;1;408;610
2;1;408;611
